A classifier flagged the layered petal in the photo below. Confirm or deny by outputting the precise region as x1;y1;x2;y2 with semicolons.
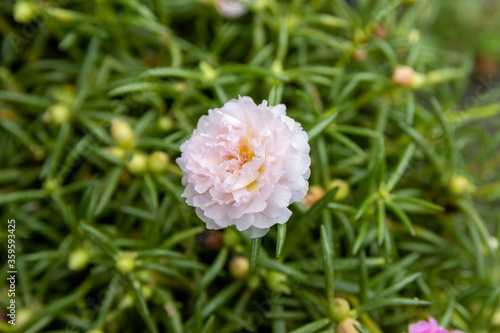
177;96;311;238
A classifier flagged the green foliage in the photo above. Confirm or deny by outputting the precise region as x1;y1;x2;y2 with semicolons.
1;0;500;332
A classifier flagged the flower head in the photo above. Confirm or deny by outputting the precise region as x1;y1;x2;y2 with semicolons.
409;317;465;333
177;96;311;238
215;0;252;19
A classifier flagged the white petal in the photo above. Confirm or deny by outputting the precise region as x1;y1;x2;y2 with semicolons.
244;226;270;238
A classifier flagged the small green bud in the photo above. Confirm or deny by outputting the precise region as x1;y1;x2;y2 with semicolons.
32;146;46;160
247;274;261;291
449;175;474;196
489;237;499;251
127;152;148;175
337;318;361;333
106;146;126;160
111;118;135;148
118;292;135;309
408;29;421;44
200;61;218;82
116;251;137;274
17;308;34;327
158;116;174;132
329;298;351;322
52;85;75;105
86;330;104;333
68;247;90;271
265;271;291;295
229;256;250;279
493;307;500;325
223;227;240;248
14;1;37;23
327;179;350;201
43;103;71;125
148;151;169;174
43;178;59;193
142;285;153;299
271;60;284;75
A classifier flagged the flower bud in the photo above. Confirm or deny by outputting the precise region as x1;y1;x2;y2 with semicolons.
215;0;250;19
106;146;126;160
68;247;90;271
353;49;368;62
247;274;261;290
329;298;351;322
127;152;148;175
86;330;104;333
373;24;387;39
31;146;46;160
116;251;137;274
327;179;350;202
142;285;153;299
118;292;135;309
408;29;420;44
302;185;325;209
148;151;169;174
200;61;218;82
448;175;474;196
489;237;499;251
337;318;361;333
493;308;500;326
158;116;174;132
229;256;250;279
223;227;240;248
196;229;223;250
392;66;414;87
111;118;135;148
43;178;59;193
17;308;34;327
14;1;37;23
52;85;75;105
265;271;291;295
43;103;71;125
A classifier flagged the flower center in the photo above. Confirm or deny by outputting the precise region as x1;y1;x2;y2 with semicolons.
238;135;254;163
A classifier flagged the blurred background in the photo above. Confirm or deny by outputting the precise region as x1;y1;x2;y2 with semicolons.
1;0;500;333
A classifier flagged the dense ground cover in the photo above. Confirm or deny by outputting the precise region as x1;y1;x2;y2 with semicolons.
1;0;500;332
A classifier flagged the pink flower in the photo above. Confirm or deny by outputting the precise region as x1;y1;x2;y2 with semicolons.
409;317;466;333
215;0;252;19
177;96;311;238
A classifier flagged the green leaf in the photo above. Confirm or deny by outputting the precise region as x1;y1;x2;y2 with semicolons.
386;200;415;236
80;222;118;257
94;167;122;216
356;297;430;315
307;110;338;141
0;189;47;205
131;277;159;333
377;199;386;245
288;318;330;333
200;315;215;333
283;186;339;258
199;248;228;289
320;224;335;303
373;272;421;300
386;143;416;191
162;226;204;248
276;224;287;259
250;237;261;273
155;288;184;333
201;282;243;318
